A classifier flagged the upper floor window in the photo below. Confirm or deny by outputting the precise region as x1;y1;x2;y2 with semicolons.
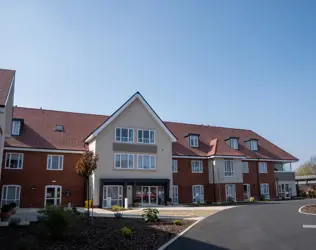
115;153;134;169
189;135;199;148
249;140;258;151
230;138;238;149
191;160;203;173
258;162;268;173
5;153;23;169
116;128;134;143
224;160;234;177
47;155;64;170
11;120;21;136
137;129;155;144
172;159;178;173
55;125;64;132
138;154;156;169
242;162;249;173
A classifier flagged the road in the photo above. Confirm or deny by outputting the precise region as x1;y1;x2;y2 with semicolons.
167;199;316;250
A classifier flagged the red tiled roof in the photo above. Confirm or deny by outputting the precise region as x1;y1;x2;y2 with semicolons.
0;69;15;106
5;107;298;161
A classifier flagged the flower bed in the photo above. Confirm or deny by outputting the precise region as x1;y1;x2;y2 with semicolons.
301;205;316;214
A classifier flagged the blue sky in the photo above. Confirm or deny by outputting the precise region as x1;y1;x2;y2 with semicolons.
1;1;315;168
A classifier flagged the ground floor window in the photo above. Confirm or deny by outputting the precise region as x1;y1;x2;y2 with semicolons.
135;186;165;205
103;185;123;208
278;183;292;199
1;185;21;207
260;183;270;199
173;185;179;204
225;184;236;201
192;185;204;203
45;185;62;206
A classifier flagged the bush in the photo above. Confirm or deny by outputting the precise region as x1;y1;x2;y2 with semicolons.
38;206;73;239
9;217;21;227
259;195;266;201
226;196;235;204
249;197;255;203
1;204;11;212
167;198;172;202
114;212;123;219
9;202;17;209
142;208;159;222
72;205;77;213
112;205;122;212
121;226;132;238
173;219;182;226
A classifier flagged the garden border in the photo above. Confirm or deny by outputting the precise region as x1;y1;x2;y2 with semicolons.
298;204;316;216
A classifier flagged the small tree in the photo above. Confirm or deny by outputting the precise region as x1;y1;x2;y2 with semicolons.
75;150;99;222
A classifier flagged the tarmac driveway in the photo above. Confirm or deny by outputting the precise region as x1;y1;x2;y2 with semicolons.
167;199;316;250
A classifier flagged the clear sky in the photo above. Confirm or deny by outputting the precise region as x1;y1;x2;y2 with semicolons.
1;1;315;168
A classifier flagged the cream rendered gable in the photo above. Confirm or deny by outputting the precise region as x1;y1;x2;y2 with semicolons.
89;96;174;206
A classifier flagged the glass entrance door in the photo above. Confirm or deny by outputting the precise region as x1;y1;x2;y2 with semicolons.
278;184;292;199
141;186;158;205
45;185;62;206
243;184;250;200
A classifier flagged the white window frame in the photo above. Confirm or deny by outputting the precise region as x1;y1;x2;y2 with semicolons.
191;160;203;173
173;185;179;204
47;155;64;170
230;138;238;149
11;120;21;136
114;153;134;169
44;185;62;207
242;162;249;173
115;128;134;143
1;185;21;207
225;184;236;201
189;135;199;147
103;185;123;208
250;140;258;151
224;160;234;177
172;159;178;173
259;162;268;173
137;129;155;144
260;183;270;199
5;153;24;170
137;154;156;170
192;185;204;203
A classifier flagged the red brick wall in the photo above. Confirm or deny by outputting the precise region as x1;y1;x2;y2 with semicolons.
0;150;84;208
173;158;214;203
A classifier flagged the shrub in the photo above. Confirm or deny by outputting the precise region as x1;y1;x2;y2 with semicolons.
9;202;17;209
72;205;77;213
226;196;235;204
173;219;182;226
167;198;172;202
114;212;123;219
142;208;159;222
1;204;11;212
112;205;120;212
121;226;132;238
38;206;73;239
259;195;266;201
9;217;21;227
249;197;255;203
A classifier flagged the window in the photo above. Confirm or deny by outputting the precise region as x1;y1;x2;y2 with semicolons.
224;160;234;177
191;160;203;173
55;125;64;132
189;135;199;147
103;185;123;208
137;129;155;144
192;185;204;203
249;140;258;151
172;159;178;173
259;162;268;173
5;153;23;169
173;185;179;204
11;120;21;136
45;185;62;206
115;128;134;143
242;162;249;173
47;155;64;170
225;184;236;201
1;185;21;207
230;138;238;149
260;184;270;199
137;154;156;169
115;153;134;169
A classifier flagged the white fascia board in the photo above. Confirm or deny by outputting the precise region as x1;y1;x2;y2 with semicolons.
246;158;298;163
172;155;208;159
209;155;246;159
4;147;85;154
85;93;177;143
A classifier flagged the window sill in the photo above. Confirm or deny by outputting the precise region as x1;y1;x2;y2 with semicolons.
4;168;23;170
192;172;203;174
47;169;63;171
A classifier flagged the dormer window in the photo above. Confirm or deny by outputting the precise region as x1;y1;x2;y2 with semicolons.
12;119;22;136
245;139;258;151
225;137;239;149
55;125;64;132
189;135;199;148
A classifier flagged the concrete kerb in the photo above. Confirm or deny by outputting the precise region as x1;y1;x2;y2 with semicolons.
298;204;316;216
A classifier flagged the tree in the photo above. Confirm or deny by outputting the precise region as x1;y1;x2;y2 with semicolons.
295;155;316;176
75;150;99;222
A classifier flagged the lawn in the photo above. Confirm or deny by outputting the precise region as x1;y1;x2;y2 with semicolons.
0;216;194;249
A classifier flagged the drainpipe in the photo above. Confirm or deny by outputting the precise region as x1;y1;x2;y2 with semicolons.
257;158;261;199
212;160;217;202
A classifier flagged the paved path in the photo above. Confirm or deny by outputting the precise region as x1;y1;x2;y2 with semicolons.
167;199;316;250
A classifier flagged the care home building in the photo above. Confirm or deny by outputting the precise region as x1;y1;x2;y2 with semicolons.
0;69;298;208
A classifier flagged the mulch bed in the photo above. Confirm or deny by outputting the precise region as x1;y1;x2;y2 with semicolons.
301;205;316;214
0;217;194;250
